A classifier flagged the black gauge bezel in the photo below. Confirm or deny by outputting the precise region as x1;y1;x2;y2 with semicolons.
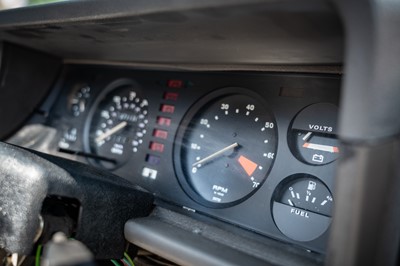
83;78;145;170
173;87;278;208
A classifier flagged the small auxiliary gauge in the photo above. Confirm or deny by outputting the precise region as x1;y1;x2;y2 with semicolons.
68;84;91;117
272;174;333;242
289;103;339;165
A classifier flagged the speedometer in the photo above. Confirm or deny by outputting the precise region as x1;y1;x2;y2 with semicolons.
84;80;148;169
174;88;278;207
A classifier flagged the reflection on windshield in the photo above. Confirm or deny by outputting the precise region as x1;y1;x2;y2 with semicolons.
0;0;67;10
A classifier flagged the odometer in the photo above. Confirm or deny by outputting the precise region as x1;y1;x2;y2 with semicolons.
174;88;278;207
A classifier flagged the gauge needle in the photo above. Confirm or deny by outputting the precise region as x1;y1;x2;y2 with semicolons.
287;199;296;207
302;132;312;141
192;142;239;167
303;142;339;153
95;121;128;144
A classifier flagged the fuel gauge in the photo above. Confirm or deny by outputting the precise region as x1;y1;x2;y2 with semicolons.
289;103;339;165
272;174;333;242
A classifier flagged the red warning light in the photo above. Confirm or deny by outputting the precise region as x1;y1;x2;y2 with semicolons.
150;142;165;153
153;129;168;139
157;117;171;126
160;104;175;114
164;92;179;101
167;79;184;89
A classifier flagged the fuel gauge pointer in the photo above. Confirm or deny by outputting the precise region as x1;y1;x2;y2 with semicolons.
287;199;296;207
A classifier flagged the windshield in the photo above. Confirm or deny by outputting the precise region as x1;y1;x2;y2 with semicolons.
0;0;67;10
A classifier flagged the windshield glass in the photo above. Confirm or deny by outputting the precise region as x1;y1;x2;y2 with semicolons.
0;0;67;10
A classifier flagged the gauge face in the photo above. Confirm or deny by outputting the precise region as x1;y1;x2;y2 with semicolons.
289;103;339;165
68;84;91;117
85;84;148;169
272;174;333;242
58;126;78;150
174;88;278;207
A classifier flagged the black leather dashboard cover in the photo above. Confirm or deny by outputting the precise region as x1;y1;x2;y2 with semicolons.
0;142;153;258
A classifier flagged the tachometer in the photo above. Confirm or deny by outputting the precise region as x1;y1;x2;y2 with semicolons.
84;80;148;169
174;88;277;207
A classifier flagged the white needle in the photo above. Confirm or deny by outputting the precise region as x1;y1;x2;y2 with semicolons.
303;132;312;141
192;142;239;167
95;121;127;144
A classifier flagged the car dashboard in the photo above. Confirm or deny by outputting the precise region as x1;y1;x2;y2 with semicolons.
0;1;400;266
10;65;340;255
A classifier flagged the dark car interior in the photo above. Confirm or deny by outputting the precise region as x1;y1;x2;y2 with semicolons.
0;0;399;265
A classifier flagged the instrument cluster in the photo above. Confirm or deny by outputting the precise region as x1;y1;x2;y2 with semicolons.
47;65;340;253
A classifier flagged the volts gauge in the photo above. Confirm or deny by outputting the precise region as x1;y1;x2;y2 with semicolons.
289;103;339;165
174;88;278;207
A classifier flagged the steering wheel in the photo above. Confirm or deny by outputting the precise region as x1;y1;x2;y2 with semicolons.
0;142;153;259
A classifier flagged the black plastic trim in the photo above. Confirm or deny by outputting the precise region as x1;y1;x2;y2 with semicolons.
125;207;323;266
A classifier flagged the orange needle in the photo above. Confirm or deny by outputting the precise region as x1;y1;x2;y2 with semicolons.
238;155;258;176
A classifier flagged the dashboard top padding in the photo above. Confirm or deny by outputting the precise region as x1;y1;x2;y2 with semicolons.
0;0;343;65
